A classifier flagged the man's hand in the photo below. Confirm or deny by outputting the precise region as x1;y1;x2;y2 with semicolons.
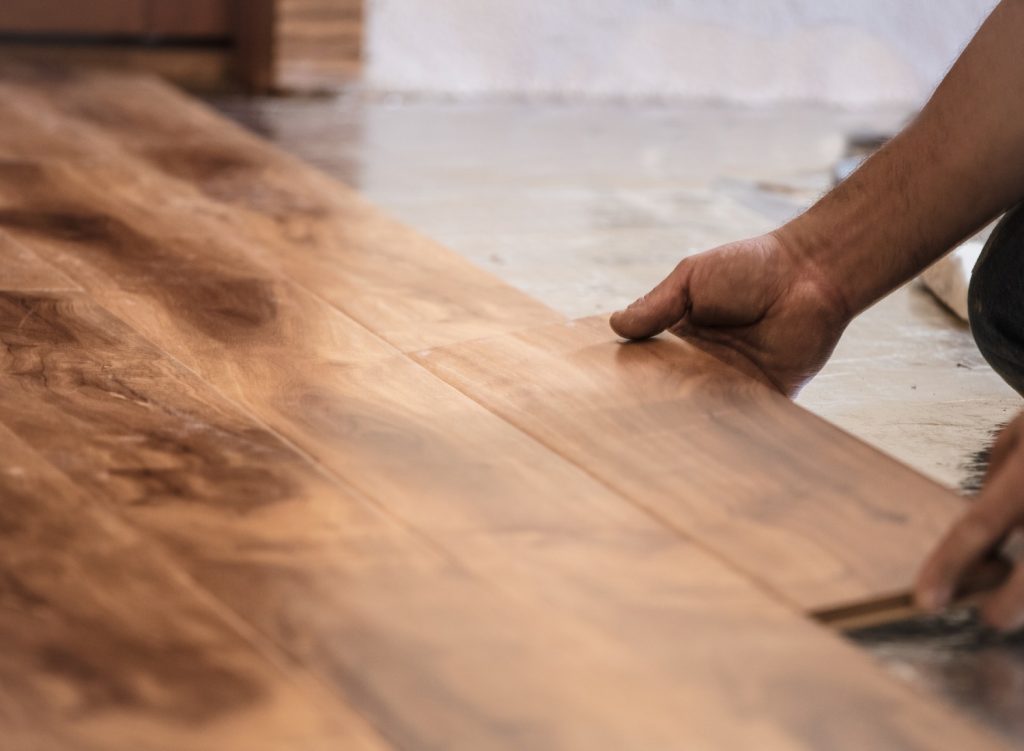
916;413;1024;630
609;232;851;396
614;0;1024;393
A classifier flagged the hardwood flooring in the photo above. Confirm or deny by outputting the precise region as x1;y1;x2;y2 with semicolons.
417;316;970;612
0;66;1009;749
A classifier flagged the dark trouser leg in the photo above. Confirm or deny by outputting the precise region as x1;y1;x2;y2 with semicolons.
969;203;1024;396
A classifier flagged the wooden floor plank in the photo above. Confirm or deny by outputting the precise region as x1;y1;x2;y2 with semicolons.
0;422;387;751
0;66;564;352
0;128;954;617
0;289;1008;750
417;316;971;612
0;76;1009;748
0;104;893;617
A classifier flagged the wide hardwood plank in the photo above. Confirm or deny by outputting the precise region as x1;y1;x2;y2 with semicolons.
0;83;1010;748
0;67;564;351
0;290;1008;750
417;316;971;612
0;422;385;751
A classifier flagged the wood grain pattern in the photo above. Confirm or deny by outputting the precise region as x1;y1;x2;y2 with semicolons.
0;290;1007;750
0;68;563;350
0;422;385;751
0;71;1009;748
418;316;972;612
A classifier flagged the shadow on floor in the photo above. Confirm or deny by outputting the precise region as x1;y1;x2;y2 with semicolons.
850;607;1024;742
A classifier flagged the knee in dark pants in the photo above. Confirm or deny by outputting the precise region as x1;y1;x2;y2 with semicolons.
968;203;1024;396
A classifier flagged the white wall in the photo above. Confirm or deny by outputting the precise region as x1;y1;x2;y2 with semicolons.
367;0;998;105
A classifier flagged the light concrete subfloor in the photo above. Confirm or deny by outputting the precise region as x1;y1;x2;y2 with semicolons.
215;93;1020;492
213;92;1024;743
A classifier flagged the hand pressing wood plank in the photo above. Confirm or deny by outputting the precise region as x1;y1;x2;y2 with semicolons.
0;66;564;351
0;423;384;751
417;316;971;613
0;103;924;642
0;67;965;613
0;290;1009;750
0;93;1010;748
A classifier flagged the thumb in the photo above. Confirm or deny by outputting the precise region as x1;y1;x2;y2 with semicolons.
610;266;691;340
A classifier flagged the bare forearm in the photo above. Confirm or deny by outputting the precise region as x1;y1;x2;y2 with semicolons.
781;0;1024;315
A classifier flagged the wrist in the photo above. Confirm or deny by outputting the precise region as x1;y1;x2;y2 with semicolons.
770;221;856;326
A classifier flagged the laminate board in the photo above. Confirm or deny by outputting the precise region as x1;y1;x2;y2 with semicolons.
0;83;1006;747
0;289;1008;750
417;316;971;613
0;67;564;351
0;422;385;751
0;100;908;622
0;66;965;614
0;68;1008;746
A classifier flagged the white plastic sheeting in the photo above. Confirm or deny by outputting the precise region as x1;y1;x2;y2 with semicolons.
367;0;998;105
